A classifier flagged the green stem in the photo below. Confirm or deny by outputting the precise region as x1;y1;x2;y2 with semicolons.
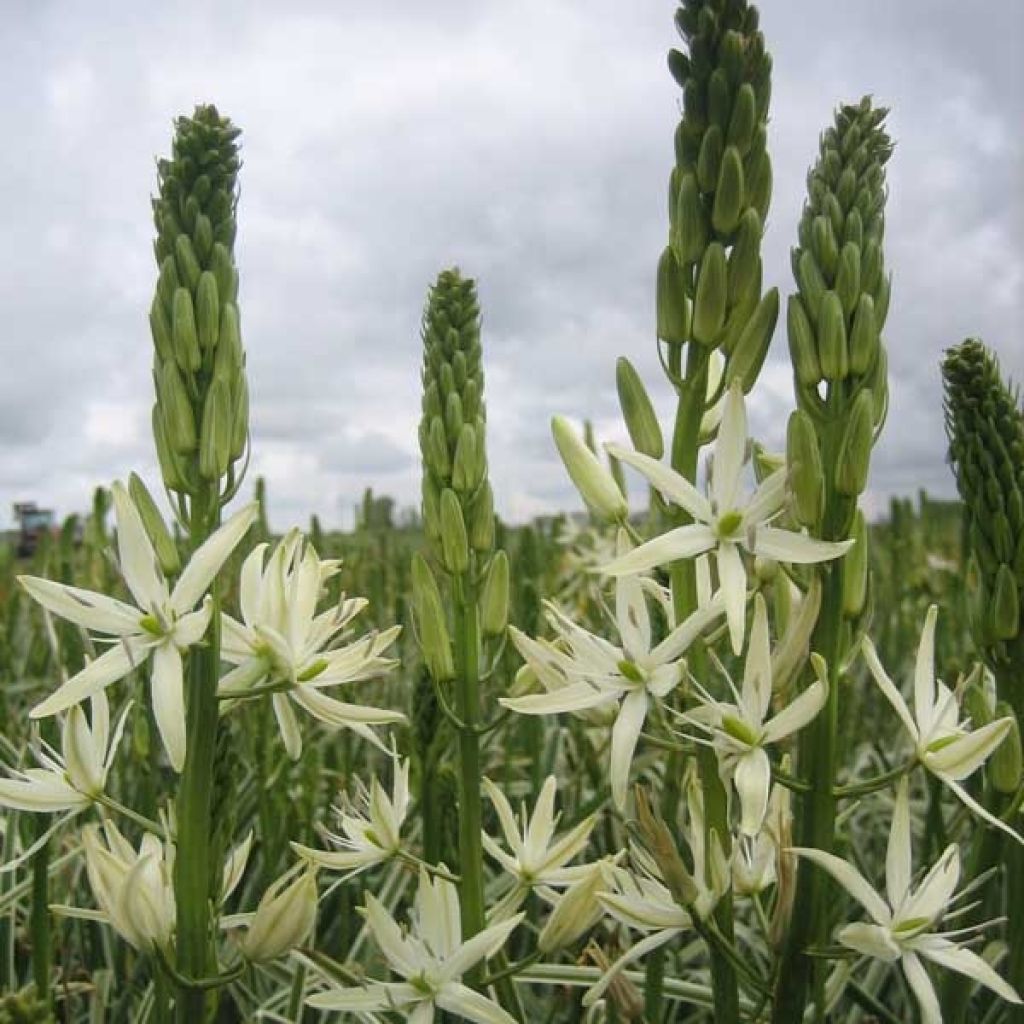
30;816;50;1006
1002;675;1024;1023
174;488;222;1021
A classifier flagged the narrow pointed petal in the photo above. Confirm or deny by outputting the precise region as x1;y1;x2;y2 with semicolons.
483;778;524;855
582;928;682;1007
741;469;787;532
789;847;891;924
752;526;853;565
171;502;259;614
902;952;943;1024
18;576;141;636
31;641;145;719
712;381;747;512
914;937;1022;1005
616;575;651;663
362;893;420;977
934;775;1024;845
524;778;558;867
438;914;523;985
899;844;959;927
718;541;747;656
742;594;772;724
273;693;303;761
610;690;648;809
914;606;939;738
499;682;616;716
650;592;724;663
886;779;913;911
305;984;404;1011
600;525;716;578
239;543;267;628
861;637;920;743
111;481;167;610
605;444;711;522
924;718;1012;780
438;984;519;1024
762;679;827;744
734;747;771;836
837;922;901;962
0;775;86;812
151;643;186;772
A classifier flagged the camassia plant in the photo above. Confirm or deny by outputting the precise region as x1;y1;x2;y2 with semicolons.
1;3;1023;1024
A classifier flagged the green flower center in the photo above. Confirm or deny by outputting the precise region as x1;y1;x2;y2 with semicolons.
716;510;743;538
722;713;759;747
617;660;647;685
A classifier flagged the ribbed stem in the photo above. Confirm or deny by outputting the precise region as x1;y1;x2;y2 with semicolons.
30;818;50;1005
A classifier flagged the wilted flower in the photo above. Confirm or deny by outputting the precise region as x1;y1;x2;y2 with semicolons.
792;779;1021;1023
218;530;404;758
19;482;256;770
306;867;522;1022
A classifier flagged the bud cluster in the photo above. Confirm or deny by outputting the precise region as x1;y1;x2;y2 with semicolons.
943;339;1024;664
150;105;249;510
660;0;776;393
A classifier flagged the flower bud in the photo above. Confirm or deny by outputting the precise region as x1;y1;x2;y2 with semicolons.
990;563;1020;641
480;550;510;636
158;360;197;455
193;213;213;262
422;475;441;541
469;480;495;552
445;392;464;444
707;67;730;130
195;270;220;350
795;249;826;325
411;553;454;681
656;245;691;347
726;287;778;392
129;473;181;576
673;172;707;264
157;254;180;314
835;241;861;317
230;378;249;460
452;424;478;494
692;242;728;345
199;378;232;480
635;788;697;907
427;416;451;481
149;298;174;363
696;123;724;194
989;702;1022;795
787;294;821;386
171;287;201;373
711;146;744;235
811;215;838;281
174;233;201;292
835;390;874;496
727;208;762;307
239;867;318;964
616;358;663;459
842;510;868;618
439;488;470;574
539;862;609;953
786;410;823;528
551;416;627;521
727;83;756;155
817;290;849;381
153;405;188;493
848;293;877;376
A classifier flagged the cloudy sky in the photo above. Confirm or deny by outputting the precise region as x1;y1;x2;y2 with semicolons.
1;1;1021;531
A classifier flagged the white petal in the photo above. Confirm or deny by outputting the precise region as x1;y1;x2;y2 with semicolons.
914;936;1022;1006
886;778;913;911
239;543;268;628
437;981;520;1024
914;606;939;739
111;481;167;610
499;682;616;716
712;381;747;512
717;541;748;656
789;847;891;925
741;469;787;531
172;602;212;649
935;774;1024;844
273;693;303;761
837;922;901;962
861;636;919;743
742;593;772;725
483;778;525;857
524;778;558;868
582;927;682;1007
751;525;853;565
0;774;86;813
437;914;523;985
898;844;959;927
924;718;1012;780
17;576;141;636
734;747;771;836
650;592;724;663
615;575;651;663
610;690;648;810
31;641;146;719
151;643;186;772
902;952;943;1024
171;502;259;614
362;893;420;977
605;444;712;522
761;678;827;744
600;525;717;577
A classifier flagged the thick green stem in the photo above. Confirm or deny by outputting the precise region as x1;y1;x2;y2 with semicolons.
174;489;221;1021
1002;674;1024;1022
30;817;50;1005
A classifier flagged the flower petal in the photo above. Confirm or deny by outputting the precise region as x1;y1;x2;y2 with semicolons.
437;982;519;1024
615;575;651;663
17;576;141;636
717;540;748;656
789;847;891;925
898;844;959;928
712;381;747;512
837;921;901;962
761;678;827;744
914;936;1022;1006
605;444;711;523
751;525;853;565
734;747;771;836
31;640;147;719
924;718;1012;780
273;693;303;761
901;952;942;1024
914;606;939;739
500;682;616;716
151;643;186;772
437;914;523;986
600;525;717;578
111;481;167;610
861;636;919;744
931;774;1024;845
610;690;648;809
886;778;913;911
742;594;772;724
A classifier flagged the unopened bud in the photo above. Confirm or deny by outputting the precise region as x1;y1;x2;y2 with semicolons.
811;216;838;280
656;246;691;347
129;473;180;576
195;271;220;350
692;242;728;346
230;378;249;460
171;287;201;373
150;299;173;363
817;290;849;381
452;424;478;494
635;788;697;907
991;563;1020;640
711;145;744;235
412;553;454;681
842;511;868;618
727;83;756;155
174;234;201;292
199;379;232;480
551;416;627;521
469;480;495;552
158;360;197;455
616;358;663;459
727;208;762;307
786;410;823;528
210;242;236;304
795;249;826;325
848;293;878;376
727;287;778;392
427;416;450;481
193;213;213;262
153;405;187;493
673;172;707;264
835;241;861;318
239;867;318;963
787;294;822;386
696;123;724;194
481;551;510;636
439;489;470;574
835;390;874;496
538;862;609;953
157;254;180;314
989;703;1022;795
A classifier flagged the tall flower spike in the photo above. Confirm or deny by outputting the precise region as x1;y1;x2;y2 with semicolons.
791;779;1021;1023
19;483;256;771
602;382;851;654
862;605;1022;844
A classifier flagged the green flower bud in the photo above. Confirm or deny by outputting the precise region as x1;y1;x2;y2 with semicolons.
989;702;1022;794
842;510;868;618
157;255;180;315
874;271;892;328
158;359;197;455
150;298;174;364
439;488;469;574
616;357;663;459
411;553;454;682
427;416;450;481
696;123;724;194
726;287;778;392
747;149;772;223
172;287;201;373
707;68;731;130
210;242;236;305
214;308;242;385
674;172;707;264
795;249;826;326
193;213;213;263
196;271;220;351
834;241;861;318
656;245;690;346
199;378;232;480
152;404;187;493
835;389;874;496
817;290;849;381
991;563;1020;641
469;480;495;552
861;238;882;295
727;83;756;155
811;215;839;281
480;551;510;636
869;343;889;427
445;392;464;445
551;415;627;521
962;671;993;730
693;242;728;345
711;145;744;235
230;378;249;460
727;208;761;306
174;234;201;293
848;293;878;376
452;424;478;494
786;410;824;528
787;294;821;386
128;473;180;576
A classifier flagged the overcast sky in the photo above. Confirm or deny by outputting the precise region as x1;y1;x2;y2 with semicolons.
1;1;1021;531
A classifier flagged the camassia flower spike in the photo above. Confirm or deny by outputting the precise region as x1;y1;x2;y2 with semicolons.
19;482;257;771
862;604;1022;844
